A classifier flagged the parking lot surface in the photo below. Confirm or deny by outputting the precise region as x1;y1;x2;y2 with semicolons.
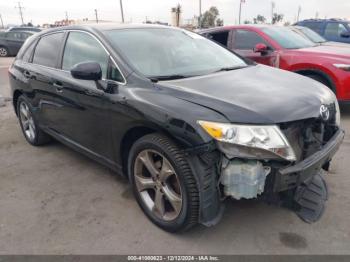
1;57;350;254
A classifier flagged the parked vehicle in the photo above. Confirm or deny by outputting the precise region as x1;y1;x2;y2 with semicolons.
9;24;343;232
291;26;350;48
0;31;34;57
7;26;42;32
200;25;350;102
295;19;350;44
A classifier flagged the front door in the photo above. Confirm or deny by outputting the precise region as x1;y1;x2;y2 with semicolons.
231;29;278;67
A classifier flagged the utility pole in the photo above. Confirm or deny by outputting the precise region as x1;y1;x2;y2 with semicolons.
15;2;24;25
95;9;99;23
297;6;301;22
271;1;275;24
198;0;202;28
119;0;125;23
0;14;4;29
238;0;243;24
65;11;69;21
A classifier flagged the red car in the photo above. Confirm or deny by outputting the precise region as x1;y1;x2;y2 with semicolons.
200;25;350;102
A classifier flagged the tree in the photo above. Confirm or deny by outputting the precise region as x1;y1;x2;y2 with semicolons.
216;18;224;26
272;13;284;24
253;15;266;24
201;6;220;28
284;21;291;26
243;20;251;24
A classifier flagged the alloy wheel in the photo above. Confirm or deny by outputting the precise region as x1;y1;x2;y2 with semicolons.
19;102;36;142
134;149;183;221
0;47;7;57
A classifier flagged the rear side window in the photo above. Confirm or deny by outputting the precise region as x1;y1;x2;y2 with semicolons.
303;22;323;34
233;29;269;50
324;23;348;38
62;32;109;78
207;31;229;47
33;33;64;68
6;32;22;40
22;41;36;62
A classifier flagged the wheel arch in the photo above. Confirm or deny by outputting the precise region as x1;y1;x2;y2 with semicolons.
293;68;337;94
13;90;23;116
119;124;195;177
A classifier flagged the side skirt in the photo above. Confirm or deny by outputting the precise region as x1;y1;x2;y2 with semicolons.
43;127;124;176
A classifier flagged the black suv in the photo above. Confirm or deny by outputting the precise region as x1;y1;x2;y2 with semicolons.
9;24;344;232
0;31;34;57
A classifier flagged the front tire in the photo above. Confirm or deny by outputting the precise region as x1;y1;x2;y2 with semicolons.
17;96;51;146
128;133;199;232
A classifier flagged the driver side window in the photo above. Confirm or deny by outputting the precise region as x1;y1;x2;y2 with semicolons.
62;31;109;78
233;29;270;50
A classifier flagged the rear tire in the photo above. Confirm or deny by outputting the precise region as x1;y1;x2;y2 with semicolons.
0;46;9;57
17;95;51;146
128;133;199;232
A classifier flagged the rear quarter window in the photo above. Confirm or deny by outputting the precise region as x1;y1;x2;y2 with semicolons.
32;32;64;68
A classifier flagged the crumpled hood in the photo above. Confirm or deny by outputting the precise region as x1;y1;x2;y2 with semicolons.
158;65;336;124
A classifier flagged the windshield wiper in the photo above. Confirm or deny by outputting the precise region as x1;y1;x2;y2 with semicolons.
212;66;247;73
149;74;194;82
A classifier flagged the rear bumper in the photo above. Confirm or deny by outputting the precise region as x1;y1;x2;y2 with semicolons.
275;129;345;192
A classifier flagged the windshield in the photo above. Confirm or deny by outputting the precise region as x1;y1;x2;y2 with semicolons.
298;27;326;43
261;27;317;49
105;28;247;78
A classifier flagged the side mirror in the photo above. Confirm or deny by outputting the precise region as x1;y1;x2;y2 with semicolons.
340;32;350;38
254;43;268;54
71;62;102;81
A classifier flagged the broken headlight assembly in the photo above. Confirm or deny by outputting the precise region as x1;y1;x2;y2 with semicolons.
198;121;296;161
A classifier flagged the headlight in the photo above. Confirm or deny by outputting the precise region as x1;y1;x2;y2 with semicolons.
198;120;296;161
333;64;350;71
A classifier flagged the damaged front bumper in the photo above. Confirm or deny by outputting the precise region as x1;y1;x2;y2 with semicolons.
218;128;344;223
275;129;344;192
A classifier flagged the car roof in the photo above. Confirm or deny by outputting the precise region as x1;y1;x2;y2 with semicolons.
41;23;174;34
199;24;282;33
298;18;350;23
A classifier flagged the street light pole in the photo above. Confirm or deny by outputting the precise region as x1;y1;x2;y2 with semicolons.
271;1;275;24
238;0;242;24
119;0;125;23
198;0;202;28
0;14;4;29
15;2;24;25
297;6;301;22
95;9;99;23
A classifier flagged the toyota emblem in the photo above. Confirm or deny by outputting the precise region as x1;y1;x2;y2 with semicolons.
320;105;330;121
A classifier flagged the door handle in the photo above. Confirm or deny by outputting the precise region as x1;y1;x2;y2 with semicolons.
53;81;64;93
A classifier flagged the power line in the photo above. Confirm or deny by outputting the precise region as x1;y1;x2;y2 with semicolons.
95;9;99;23
119;0;124;23
15;2;24;25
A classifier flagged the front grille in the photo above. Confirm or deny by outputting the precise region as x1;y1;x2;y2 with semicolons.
280;105;338;162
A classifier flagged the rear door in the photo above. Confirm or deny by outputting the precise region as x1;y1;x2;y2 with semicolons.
324;22;350;43
231;29;278;66
27;32;66;128
4;32;24;54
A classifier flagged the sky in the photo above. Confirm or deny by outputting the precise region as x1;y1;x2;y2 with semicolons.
1;0;350;26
